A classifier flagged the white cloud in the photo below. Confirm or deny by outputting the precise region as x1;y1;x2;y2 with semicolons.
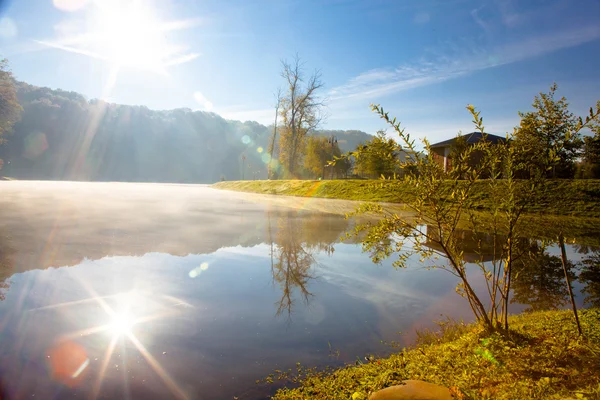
193;91;214;112
328;24;600;102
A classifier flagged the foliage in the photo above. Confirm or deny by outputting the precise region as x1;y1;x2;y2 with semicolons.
511;83;600;178
346;131;401;179
338;92;600;330
578;122;600;178
343;103;529;330
304;136;345;179
277;55;325;178
0;59;22;168
270;309;600;400
448;133;469;178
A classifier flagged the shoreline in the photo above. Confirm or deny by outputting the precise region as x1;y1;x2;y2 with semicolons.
270;308;600;400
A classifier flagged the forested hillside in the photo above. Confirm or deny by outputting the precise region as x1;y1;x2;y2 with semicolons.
0;82;371;183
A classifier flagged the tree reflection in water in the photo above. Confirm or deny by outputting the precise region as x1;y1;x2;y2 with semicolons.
267;209;346;317
579;250;600;308
424;225;600;313
510;241;575;312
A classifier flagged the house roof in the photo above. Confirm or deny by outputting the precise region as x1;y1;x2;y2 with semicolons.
430;132;506;148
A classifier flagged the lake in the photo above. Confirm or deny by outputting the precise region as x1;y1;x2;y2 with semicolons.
0;181;598;399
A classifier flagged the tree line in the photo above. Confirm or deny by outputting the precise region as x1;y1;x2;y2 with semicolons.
2;54;600;183
270;58;600;181
0;59;371;182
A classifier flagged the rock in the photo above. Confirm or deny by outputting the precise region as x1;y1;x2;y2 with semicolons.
369;380;452;400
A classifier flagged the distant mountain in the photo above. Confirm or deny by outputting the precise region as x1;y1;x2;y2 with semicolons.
0;82;372;183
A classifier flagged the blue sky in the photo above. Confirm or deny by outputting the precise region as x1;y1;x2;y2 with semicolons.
1;0;599;143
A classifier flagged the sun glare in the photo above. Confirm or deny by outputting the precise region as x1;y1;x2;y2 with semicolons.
92;1;168;71
109;312;134;336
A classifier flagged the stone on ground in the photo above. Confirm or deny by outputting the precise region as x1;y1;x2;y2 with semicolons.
369;380;452;400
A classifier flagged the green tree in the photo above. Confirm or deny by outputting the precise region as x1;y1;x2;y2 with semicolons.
351;131;400;179
0;59;22;169
304;136;343;179
578;121;600;178
347;105;500;330
512;84;584;178
278;55;324;178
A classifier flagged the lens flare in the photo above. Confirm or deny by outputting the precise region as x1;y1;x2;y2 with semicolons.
109;312;133;335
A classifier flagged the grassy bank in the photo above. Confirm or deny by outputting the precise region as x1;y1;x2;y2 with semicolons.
213;179;600;218
270;309;600;400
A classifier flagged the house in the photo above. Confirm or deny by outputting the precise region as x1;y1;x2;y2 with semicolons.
430;132;506;172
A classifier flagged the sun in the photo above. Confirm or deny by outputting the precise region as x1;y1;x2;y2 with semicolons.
91;0;168;71
40;0;200;80
109;312;134;336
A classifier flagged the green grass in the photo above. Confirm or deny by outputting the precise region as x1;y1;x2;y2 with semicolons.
213;179;600;218
269;309;600;400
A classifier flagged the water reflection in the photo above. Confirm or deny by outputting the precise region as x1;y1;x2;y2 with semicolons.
425;225;503;263
268;211;345;316
424;225;600;314
579;251;600;307
0;205;597;399
510;241;575;312
0;229;13;301
270;214;316;317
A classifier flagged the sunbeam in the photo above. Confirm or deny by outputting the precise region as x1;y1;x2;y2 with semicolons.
127;333;189;400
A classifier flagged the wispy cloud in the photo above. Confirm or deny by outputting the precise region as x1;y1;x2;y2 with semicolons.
165;53;201;67
494;0;521;27
470;7;489;32
34;39;105;61
329;24;600;101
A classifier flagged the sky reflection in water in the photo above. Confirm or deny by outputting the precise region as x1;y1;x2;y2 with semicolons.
0;209;597;399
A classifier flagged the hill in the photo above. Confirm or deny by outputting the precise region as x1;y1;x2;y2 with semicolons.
0;82;372;183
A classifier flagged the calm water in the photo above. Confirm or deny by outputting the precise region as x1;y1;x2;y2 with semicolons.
0;184;598;399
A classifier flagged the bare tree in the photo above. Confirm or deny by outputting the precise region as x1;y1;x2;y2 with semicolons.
278;55;325;177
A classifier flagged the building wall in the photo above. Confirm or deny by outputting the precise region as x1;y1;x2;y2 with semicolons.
431;147;453;172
